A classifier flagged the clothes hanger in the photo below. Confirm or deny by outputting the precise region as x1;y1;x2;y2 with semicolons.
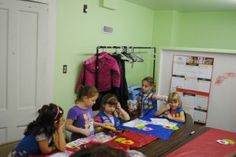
129;47;144;62
120;46;133;63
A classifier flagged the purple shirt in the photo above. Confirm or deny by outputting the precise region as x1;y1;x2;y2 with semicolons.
67;105;94;141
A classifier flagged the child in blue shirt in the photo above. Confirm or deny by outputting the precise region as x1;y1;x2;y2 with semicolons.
11;103;66;156
94;93;130;131
155;92;185;122
129;76;167;118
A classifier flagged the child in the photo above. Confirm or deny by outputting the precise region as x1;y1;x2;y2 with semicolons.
11;103;66;156
69;143;129;157
155;92;185;122
94;93;130;131
65;86;107;141
129;76;167;118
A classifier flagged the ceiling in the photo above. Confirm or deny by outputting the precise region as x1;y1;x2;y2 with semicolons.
125;0;236;11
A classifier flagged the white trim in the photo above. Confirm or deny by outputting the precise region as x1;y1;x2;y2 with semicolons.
47;0;56;102
18;0;49;4
160;47;236;55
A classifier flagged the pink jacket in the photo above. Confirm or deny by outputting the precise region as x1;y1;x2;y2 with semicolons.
76;52;121;92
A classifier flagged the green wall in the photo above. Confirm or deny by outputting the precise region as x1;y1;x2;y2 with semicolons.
55;0;154;112
55;0;236;113
153;10;236;82
154;10;236;50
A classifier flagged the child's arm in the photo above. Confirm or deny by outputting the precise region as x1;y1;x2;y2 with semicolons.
53;118;66;152
94;121;116;131
116;102;130;121
94;121;113;128
65;119;90;136
152;93;168;101
154;103;170;116
166;111;185;123
38;140;57;154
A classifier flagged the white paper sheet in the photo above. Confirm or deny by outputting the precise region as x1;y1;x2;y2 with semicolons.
122;118;149;128
171;76;185;91
150;118;177;127
197;79;211;93
195;95;208;110
183;94;195;108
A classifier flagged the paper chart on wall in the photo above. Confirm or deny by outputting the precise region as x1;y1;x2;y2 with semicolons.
171;76;185;91
195;95;208;110
173;56;187;75
171;55;214;124
183;94;195;108
197;79;211;92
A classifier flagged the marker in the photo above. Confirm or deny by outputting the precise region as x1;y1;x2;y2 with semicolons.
189;130;195;135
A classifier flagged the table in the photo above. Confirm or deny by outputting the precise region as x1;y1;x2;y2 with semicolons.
137;113;209;157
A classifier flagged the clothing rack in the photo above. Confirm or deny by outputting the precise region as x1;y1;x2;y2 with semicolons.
95;46;156;87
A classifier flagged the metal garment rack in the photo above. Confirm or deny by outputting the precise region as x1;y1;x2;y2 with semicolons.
95;46;156;87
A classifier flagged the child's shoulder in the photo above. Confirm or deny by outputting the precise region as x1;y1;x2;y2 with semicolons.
96;111;103;116
176;107;184;113
68;105;78;111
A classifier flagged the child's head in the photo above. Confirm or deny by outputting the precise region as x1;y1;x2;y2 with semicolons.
141;76;154;93
76;85;99;107
101;93;118;114
167;92;182;109
25;103;64;136
70;143;129;157
37;103;64;125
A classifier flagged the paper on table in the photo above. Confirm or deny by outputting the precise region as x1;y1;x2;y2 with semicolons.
150;118;177;127
49;151;73;157
122;118;149;128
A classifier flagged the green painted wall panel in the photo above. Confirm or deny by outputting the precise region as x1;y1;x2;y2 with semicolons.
55;0;236;114
176;11;236;49
55;0;154;112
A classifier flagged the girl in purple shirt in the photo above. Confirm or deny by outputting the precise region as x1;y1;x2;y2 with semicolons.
66;86;107;141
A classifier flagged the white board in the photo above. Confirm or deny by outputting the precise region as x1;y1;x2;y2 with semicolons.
158;48;236;132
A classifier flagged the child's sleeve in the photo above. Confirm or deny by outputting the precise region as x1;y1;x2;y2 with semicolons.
67;108;77;120
94;115;102;123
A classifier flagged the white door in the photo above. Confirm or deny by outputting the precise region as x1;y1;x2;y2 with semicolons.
0;0;52;144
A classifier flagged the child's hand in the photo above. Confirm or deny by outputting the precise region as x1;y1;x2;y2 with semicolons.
102;123;114;127
82;128;91;136
166;103;171;110
154;94;168;101
103;123;116;131
128;108;135;112
55;118;65;129
166;113;173;119
116;102;121;110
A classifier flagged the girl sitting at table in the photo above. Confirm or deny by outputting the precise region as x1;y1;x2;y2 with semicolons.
155;92;185;122
129;76;168;118
10;103;66;156
94;93;130;132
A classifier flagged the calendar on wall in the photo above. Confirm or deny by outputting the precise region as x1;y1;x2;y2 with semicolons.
170;55;214;124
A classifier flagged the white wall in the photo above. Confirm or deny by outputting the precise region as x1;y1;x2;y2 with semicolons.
158;48;236;132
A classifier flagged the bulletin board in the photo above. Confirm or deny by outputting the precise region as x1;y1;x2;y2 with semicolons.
170;55;214;124
158;48;236;132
